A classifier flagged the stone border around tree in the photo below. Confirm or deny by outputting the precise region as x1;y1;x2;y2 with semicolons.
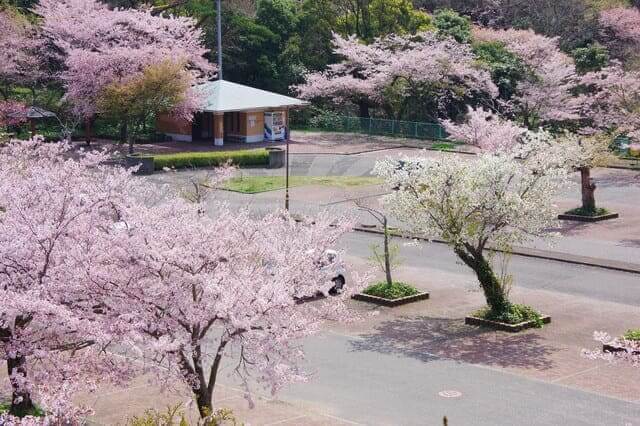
351;292;430;307
464;315;551;332
557;212;619;222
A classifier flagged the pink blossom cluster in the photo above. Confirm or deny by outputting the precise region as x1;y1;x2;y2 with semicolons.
580;64;640;141
0;100;29;127
35;0;215;118
583;331;640;367
599;7;640;50
442;106;526;152
0;11;49;90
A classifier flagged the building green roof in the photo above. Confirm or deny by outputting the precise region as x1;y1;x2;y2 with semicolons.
197;80;309;113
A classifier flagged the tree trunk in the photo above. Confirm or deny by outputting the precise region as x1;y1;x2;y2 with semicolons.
120;122;128;145
580;167;596;212
85;118;92;146
358;101;370;119
8;355;35;417
358;101;371;134
126;122;134;155
195;387;213;419
454;244;510;314
383;218;393;287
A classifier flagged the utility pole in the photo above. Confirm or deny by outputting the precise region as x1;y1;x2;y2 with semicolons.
216;0;223;80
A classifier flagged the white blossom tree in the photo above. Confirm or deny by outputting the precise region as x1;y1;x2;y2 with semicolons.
374;133;569;316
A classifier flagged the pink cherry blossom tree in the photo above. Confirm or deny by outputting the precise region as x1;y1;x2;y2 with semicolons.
91;187;362;419
295;33;394;118
0;139;139;420
442;106;526;152
35;0;214;121
295;32;498;121
473;27;581;128
1;138;363;422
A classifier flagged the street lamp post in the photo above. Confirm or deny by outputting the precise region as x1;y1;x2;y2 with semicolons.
216;0;223;80
285;108;290;211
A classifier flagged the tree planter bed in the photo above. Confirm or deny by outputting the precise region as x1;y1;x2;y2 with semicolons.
465;315;551;332
558;212;619;222
352;292;429;307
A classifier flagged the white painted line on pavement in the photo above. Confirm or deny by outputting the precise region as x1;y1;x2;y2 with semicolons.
320;413;364;425
550;366;600;383
263;415;307;425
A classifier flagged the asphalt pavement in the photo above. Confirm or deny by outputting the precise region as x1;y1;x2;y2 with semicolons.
206;232;640;426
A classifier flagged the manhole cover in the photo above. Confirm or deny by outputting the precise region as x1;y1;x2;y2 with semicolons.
438;390;462;398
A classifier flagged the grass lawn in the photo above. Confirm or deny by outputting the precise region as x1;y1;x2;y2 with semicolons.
223;175;382;193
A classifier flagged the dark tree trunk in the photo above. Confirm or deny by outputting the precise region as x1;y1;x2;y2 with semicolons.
8;355;35;417
195;388;213;419
120;122;128;145
85;118;92;146
126;121;134;155
358;101;370;119
383;218;393;287
358;101;371;134
580;167;596;212
180;339;227;420
454;244;510;314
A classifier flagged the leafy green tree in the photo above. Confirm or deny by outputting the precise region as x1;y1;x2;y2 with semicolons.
369;0;432;37
473;41;527;100
256;0;297;40
295;0;339;71
571;42;609;74
223;11;280;88
97;61;193;154
434;8;471;43
337;0;432;40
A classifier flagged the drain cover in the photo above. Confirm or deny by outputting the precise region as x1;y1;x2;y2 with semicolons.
438;390;462;398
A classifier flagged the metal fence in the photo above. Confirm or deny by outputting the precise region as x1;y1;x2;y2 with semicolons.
293;115;449;141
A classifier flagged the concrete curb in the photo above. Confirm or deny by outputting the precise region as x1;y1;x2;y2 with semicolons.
465;315;551;332
353;226;640;275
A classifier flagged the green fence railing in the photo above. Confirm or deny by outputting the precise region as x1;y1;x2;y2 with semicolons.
292;115;449;141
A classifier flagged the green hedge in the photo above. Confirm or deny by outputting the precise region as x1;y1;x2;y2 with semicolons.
154;149;269;170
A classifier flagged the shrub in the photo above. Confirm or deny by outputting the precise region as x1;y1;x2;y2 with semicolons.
474;303;544;327
434;9;471;43
564;206;610;217
154;149;269;170
309;110;342;130
623;329;640;341
127;404;238;426
363;281;419;300
0;401;46;418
